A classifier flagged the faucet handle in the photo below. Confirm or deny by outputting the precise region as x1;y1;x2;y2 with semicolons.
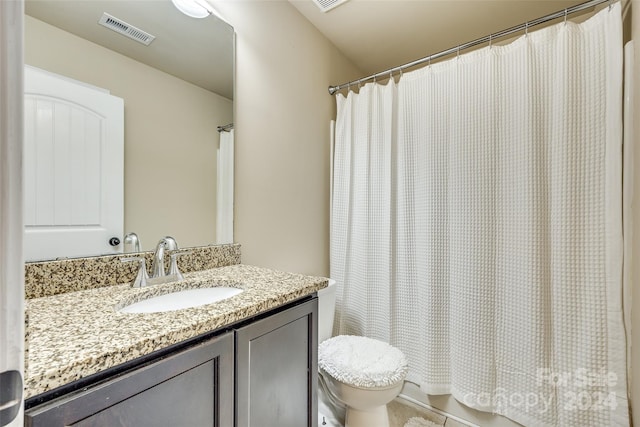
168;251;191;281
123;232;141;253
161;236;178;251
121;256;149;288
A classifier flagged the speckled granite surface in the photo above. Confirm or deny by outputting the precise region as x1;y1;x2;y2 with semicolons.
25;244;241;299
25;264;327;398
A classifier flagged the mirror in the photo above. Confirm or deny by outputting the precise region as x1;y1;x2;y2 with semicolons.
23;0;234;258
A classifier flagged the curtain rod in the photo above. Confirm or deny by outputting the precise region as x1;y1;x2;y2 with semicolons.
328;0;614;95
217;123;233;132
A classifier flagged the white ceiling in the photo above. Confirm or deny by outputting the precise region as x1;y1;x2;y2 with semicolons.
25;0;234;99
25;0;596;98
289;0;587;78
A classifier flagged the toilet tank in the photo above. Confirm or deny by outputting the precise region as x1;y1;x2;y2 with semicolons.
317;279;336;344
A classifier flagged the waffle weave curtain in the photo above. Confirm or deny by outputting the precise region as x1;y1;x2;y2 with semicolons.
330;5;629;426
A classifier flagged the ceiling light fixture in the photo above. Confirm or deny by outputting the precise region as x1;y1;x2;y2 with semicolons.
171;0;215;19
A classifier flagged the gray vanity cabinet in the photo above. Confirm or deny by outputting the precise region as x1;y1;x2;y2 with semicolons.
235;298;318;427
25;332;234;427
25;296;318;427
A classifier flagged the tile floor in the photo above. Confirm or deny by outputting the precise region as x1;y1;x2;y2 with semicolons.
318;387;473;427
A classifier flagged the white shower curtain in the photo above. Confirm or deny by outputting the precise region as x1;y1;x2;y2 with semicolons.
331;5;629;427
217;129;234;244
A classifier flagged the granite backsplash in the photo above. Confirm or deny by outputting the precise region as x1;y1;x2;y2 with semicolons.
25;243;241;299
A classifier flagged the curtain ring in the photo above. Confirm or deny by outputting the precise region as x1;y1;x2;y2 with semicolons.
428;56;432;67
347;81;351;92
525;22;528;37
564;9;568;25
489;34;492;49
358;79;361;89
399;68;403;78
456;47;460;60
373;74;376;83
389;70;393;82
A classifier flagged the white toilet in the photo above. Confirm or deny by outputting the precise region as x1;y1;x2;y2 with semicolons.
317;280;408;427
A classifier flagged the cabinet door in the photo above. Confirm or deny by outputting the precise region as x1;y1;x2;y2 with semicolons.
236;298;318;427
25;332;233;427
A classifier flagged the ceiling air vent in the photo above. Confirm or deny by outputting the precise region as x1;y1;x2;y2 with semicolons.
312;0;349;13
98;13;156;46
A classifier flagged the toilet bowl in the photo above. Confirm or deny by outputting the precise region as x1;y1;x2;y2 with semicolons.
317;281;408;427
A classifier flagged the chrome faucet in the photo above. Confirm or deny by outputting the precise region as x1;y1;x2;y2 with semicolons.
121;236;190;287
151;236;178;278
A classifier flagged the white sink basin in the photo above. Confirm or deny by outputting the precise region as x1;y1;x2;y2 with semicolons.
119;287;244;314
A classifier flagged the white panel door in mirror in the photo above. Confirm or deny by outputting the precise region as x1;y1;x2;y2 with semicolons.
24;66;124;261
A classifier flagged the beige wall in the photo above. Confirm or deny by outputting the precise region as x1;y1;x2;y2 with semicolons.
213;1;640;425
24;16;232;252
214;1;361;276
632;2;639;426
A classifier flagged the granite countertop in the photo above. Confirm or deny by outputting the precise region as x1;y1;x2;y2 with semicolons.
25;264;328;399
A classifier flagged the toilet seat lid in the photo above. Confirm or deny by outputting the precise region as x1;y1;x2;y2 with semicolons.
318;335;408;389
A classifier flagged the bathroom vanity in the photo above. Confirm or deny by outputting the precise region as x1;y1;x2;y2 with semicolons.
23;257;324;427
